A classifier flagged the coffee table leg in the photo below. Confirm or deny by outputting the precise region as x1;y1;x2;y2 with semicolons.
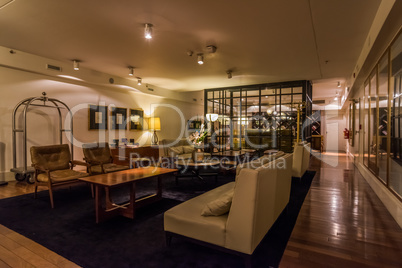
120;182;136;219
157;176;162;198
192;169;204;180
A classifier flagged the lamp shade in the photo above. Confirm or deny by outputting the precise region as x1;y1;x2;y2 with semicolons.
206;113;218;122
148;117;161;131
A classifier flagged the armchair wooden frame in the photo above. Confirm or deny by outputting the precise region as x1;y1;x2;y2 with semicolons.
30;144;90;208
32;160;89;208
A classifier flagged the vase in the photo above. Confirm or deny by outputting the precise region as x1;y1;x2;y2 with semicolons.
192;148;204;163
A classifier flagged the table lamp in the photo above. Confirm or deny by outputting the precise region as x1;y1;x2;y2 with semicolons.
148;117;161;145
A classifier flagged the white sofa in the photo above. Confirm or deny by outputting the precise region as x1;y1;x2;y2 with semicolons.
160;138;195;159
164;153;293;266
160;138;210;160
292;142;311;178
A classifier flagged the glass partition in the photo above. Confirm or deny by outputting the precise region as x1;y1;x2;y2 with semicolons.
390;32;402;198
368;70;378;174
364;83;369;167
205;80;312;153
378;53;389;183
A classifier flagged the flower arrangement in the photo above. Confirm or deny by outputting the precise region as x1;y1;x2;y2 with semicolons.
189;123;208;146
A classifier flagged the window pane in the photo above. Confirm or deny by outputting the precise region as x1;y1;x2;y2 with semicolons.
378;54;388;183
368;71;378;174
282;87;292;94
293;87;303;94
390;32;402;198
247;89;260;96
364;83;369;167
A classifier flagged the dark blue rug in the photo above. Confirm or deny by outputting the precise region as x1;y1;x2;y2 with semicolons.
0;171;315;268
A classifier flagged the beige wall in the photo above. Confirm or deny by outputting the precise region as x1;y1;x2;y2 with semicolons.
320;110;347;152
0;66;203;177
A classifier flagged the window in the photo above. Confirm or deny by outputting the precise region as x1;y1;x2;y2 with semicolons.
390;32;402;198
377;53;389;183
204;81;312;153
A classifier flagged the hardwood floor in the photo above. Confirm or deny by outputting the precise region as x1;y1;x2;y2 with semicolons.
0;153;401;267
0;183;80;268
280;153;402;268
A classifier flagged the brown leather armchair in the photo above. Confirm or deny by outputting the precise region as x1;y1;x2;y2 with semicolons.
82;142;129;174
30;144;90;208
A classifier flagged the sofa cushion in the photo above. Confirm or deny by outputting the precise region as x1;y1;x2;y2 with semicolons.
161;139;191;156
236;151;285;176
164;182;235;247
182;145;195;154
177;153;193;160
201;188;234;216
168;146;184;156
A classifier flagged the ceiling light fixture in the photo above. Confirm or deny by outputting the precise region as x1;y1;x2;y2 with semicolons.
206;45;217;53
73;60;79;70
137;78;142;85
337;81;341;87
144;23;153;39
129;67;134;76
226;70;232;79
197;54;204;65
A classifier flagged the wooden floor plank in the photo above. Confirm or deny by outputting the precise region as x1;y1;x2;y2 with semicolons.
0;245;35;268
0;259;12;268
5;232;80;268
280;154;402;267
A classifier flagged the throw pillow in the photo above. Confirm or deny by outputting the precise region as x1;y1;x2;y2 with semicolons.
168;146;183;156
182;145;195;154
201;188;234;216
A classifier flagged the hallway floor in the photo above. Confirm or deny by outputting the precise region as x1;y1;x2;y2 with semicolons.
280;153;402;267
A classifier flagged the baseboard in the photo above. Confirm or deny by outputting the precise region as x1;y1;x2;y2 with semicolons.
0;171;16;182
357;163;402;228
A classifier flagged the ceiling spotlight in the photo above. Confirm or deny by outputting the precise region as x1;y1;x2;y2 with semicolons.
144;23;153;39
197;54;204;65
337;81;341;87
129;67;134;76
73;60;79;70
226;70;232;79
206;45;217;53
137;77;142;85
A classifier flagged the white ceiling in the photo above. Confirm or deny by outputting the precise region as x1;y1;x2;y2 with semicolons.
0;0;383;97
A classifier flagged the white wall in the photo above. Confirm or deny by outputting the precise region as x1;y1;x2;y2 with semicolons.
0;66;203;178
320;110;347;152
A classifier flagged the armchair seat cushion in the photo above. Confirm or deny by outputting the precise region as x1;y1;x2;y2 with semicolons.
90;163;129;174
177;153;193;160
37;169;89;183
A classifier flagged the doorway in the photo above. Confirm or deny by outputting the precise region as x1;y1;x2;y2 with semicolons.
325;122;339;152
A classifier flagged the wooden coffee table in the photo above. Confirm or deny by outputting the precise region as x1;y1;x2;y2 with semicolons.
79;167;177;223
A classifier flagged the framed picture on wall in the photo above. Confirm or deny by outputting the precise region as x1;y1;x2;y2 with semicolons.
188;121;195;129
88;105;108;130
130;109;144;130
111;107;127;130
